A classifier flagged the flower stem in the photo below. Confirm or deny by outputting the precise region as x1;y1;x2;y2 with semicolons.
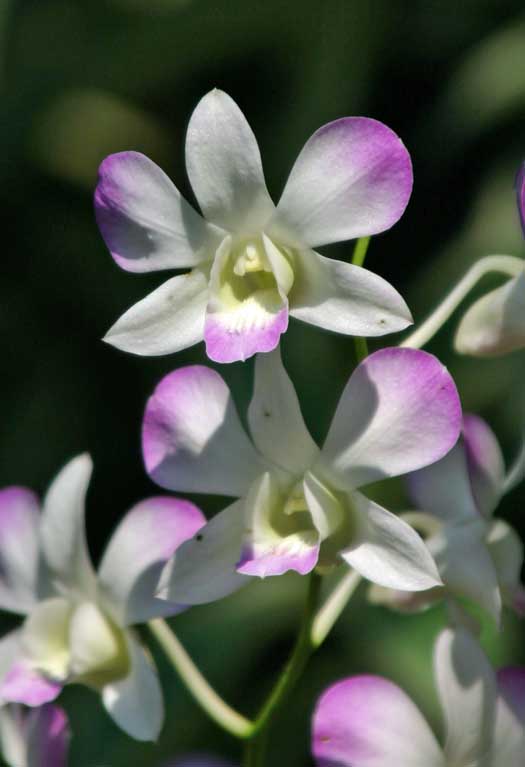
352;237;371;362
311;568;361;648
148;618;253;740
243;572;323;766
399;254;522;349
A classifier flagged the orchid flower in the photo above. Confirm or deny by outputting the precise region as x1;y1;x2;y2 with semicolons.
95;89;414;363
369;414;525;624
454;162;525;357
312;626;525;767
0;456;205;741
0;704;69;767
142;346;462;605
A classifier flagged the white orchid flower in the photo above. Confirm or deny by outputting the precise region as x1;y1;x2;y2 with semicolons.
455;162;525;357
0;704;69;767
0;456;205;741
370;414;525;624
95;89;414;363
312;627;525;767
142;347;462;605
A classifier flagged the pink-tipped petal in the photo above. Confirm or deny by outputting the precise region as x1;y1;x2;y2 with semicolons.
271;117;413;249
185;90;275;234
98;497;206;626
1;664;62;707
204;305;288;364
462;414;505;518
312;675;443;767
27;704;70;767
0;487;41;614
95;151;219;273
320;348;462;490
143;366;264;496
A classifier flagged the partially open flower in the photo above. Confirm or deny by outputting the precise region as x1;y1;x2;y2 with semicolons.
312;627;525;767
143;347;462;605
95;89;413;363
0;704;69;767
0;456;205;741
369;414;525;624
455;163;525;357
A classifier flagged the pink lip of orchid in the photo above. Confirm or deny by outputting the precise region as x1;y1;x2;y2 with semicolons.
0;455;206;742
0;704;70;767
142;346;462;607
370;414;525;624
95;89;414;364
454;161;525;358
312;626;525;767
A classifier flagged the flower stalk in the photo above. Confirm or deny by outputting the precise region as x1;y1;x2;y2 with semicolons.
352;236;371;362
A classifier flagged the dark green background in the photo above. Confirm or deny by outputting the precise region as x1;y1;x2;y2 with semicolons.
1;1;524;764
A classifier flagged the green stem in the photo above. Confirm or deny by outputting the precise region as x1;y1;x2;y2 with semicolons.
148;618;253;739
352;237;371;362
243;572;323;766
311;568;361;648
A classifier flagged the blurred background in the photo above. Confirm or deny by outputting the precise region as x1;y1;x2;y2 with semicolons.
1;0;525;763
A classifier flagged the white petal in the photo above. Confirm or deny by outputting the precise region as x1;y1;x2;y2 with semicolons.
97;497;205;626
493;668;525;764
454;271;525;357
159;501;251;605
185;90;274;233
462;413;505;518
40;455;97;599
69;602;126;681
248;348;319;475
0;706;27;767
319;348;461;490
95;151;222;273
341;493;442;591
428;519;501;622
143;365;264;496
270;116;413;248
104;269;209;356
0;631;23;704
102;633;163;742
19;598;72;681
434;627;497;766
0;488;41;614
486;519;525;615
289;250;412;336
408;442;480;523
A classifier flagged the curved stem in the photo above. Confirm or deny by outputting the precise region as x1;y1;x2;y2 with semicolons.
352;237;371;362
148;618;253;739
243;572;323;765
400;254;522;350
311;568;361;648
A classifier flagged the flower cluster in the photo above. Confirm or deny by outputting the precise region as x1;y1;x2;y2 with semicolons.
1;89;523;764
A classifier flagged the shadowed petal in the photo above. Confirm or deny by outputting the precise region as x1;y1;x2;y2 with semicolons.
312;675;443;767
0;488;41;614
462;414;505;518
486;519;525;616
26;704;70;767
95;151;220;273
143;366;264;496
271;117;413;248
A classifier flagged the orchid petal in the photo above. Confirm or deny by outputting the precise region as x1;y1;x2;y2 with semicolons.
68;602;126;681
462;414;505;518
98;497;205;626
95;151;221;273
204;237;288;363
0;488;41;614
102;633;163;742
1;664;62;707
486;519;525;616
312;675;444;767
40;455;97;599
104;269;209;356
18;599;71;683
159;501;251;605
26;704;70;767
320;348;461;490
270;117;413;248
491;667;525;766
497;667;525;725
341;493;441;591
185;90;274;234
236;473;320;577
428;519;501;622
434;627;497;766
143;366;264;496
454;271;525;357
289;250;412;336
248;349;318;475
0;706;27;767
407;442;479;523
